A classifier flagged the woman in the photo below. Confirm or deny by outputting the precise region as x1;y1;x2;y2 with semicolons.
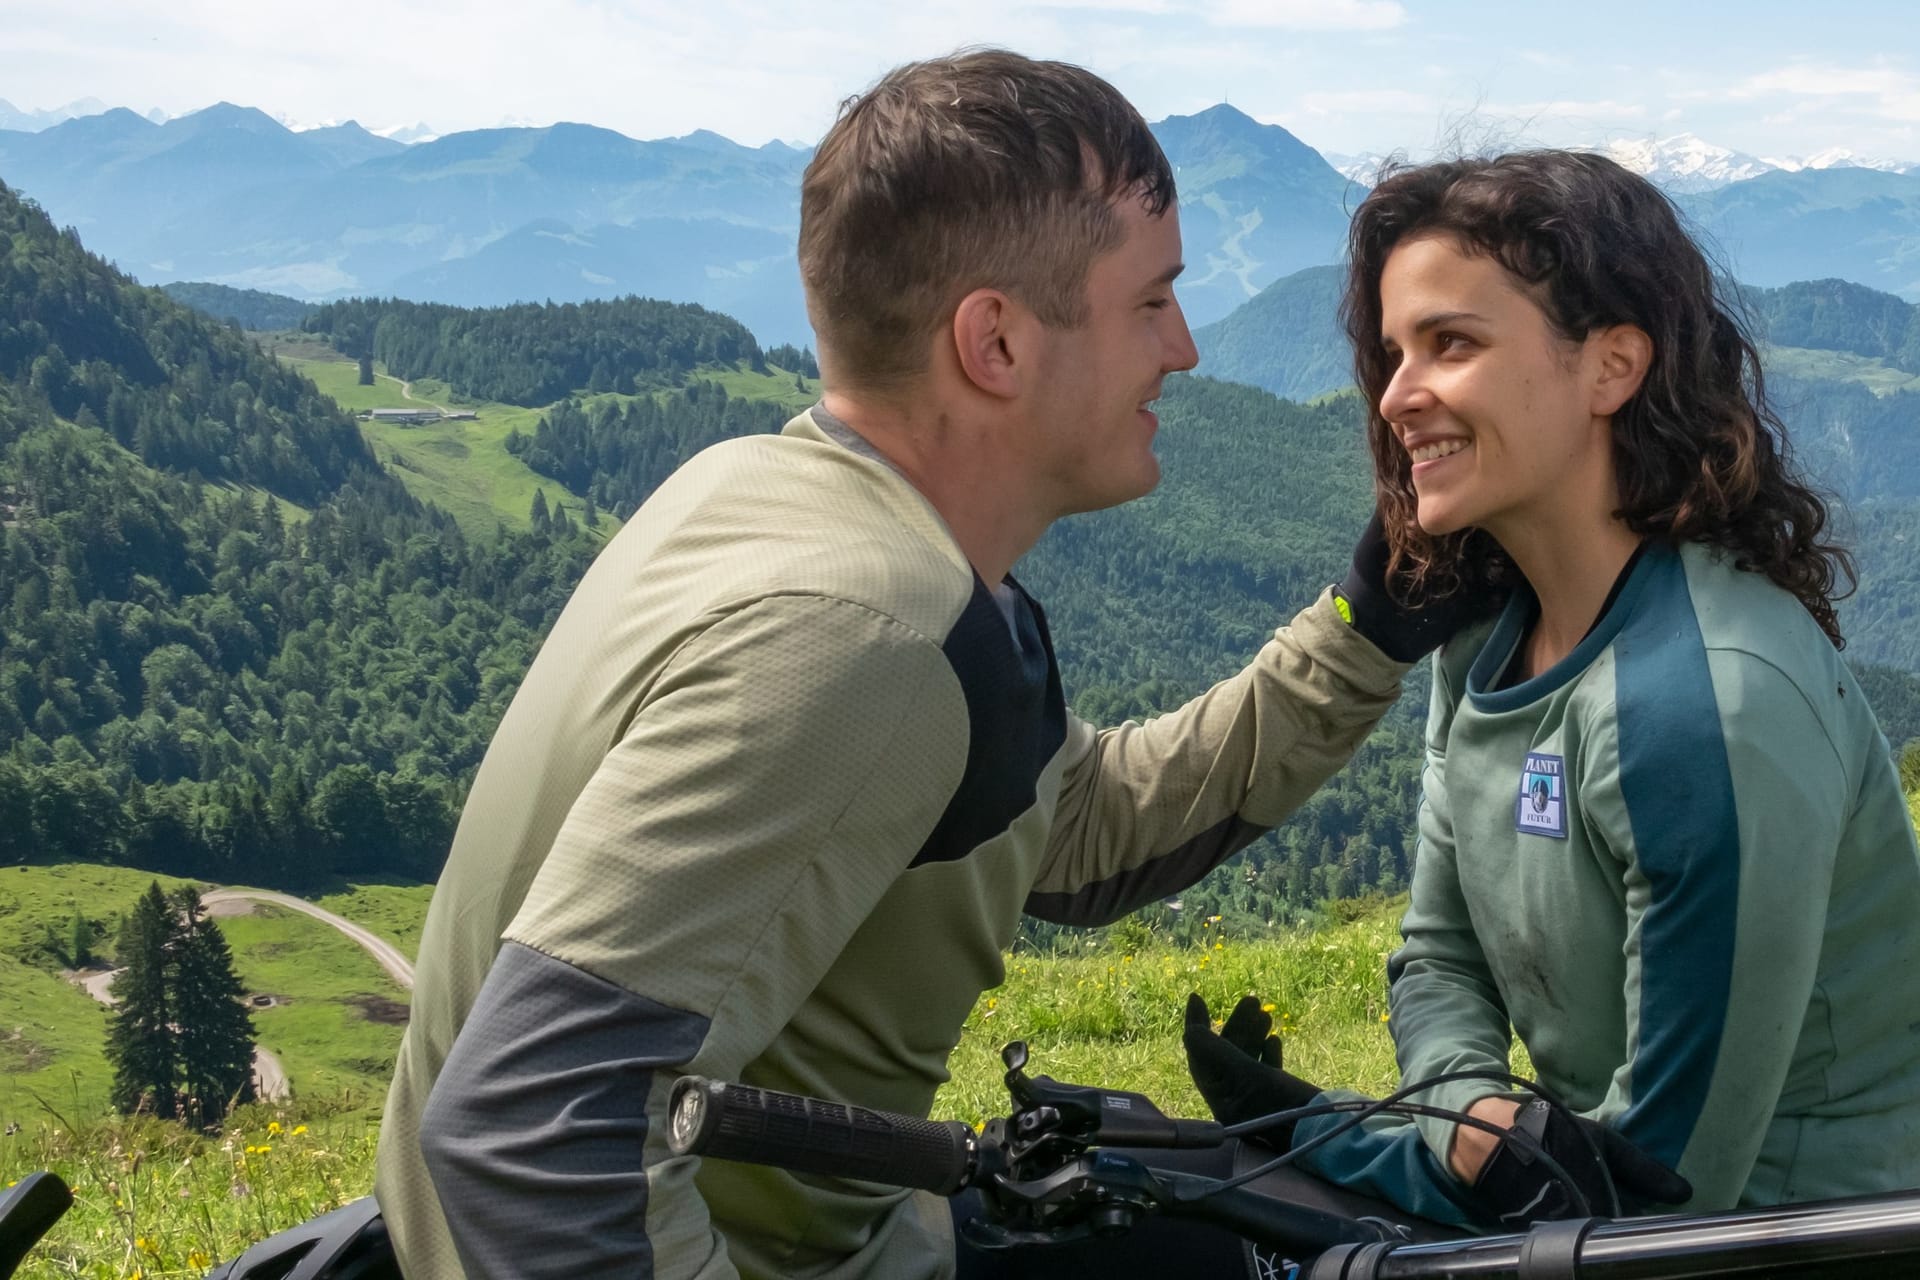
1191;149;1920;1230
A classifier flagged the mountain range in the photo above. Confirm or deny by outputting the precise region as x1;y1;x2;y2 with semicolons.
5;102;1920;347
0;99;1362;339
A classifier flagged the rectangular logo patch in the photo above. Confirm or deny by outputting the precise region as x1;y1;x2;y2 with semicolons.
1515;752;1568;839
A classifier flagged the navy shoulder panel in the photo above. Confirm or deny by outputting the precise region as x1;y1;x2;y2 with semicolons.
910;576;1067;867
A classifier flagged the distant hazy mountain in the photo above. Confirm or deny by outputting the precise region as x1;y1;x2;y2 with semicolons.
0;96;129;132
1192;264;1347;402
388;217;802;347
0;108;816;342
7;101;1920;348
1682;169;1920;300
1152;105;1360;328
161;281;315;331
1317;151;1383;186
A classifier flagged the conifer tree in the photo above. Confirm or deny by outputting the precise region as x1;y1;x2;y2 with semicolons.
105;882;178;1119
169;887;256;1127
68;909;92;968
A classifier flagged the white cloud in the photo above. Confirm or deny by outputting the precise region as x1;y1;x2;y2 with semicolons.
1725;60;1920;124
1202;0;1406;29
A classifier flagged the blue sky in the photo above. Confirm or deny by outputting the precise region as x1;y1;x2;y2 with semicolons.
3;0;1916;161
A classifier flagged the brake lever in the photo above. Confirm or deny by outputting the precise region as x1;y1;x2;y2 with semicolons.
1001;1041;1225;1149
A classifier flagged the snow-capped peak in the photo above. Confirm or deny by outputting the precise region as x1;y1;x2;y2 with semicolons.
370;122;439;144
1602;133;1779;193
1794;146;1919;174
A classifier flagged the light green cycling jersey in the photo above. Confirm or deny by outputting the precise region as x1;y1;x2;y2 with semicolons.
377;406;1408;1278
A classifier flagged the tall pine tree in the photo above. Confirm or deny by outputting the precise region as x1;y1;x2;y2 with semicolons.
170;886;256;1127
105;882;178;1119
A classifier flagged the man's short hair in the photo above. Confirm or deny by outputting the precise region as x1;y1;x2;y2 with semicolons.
799;49;1176;393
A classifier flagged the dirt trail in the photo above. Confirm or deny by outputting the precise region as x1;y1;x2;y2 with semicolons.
374;371;446;415
201;889;414;989
67;890;413;1104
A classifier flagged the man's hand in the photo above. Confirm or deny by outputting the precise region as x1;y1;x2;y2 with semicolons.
1332;510;1502;662
1462;1097;1693;1225
1182;993;1321;1148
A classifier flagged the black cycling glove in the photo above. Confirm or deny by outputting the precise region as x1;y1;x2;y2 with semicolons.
1470;1097;1693;1226
1332;510;1500;662
1182;994;1321;1149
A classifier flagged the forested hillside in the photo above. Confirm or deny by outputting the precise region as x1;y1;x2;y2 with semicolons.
0;190;367;503
505;388;793;520
7;176;1920;935
0;181;601;887
160;281;314;333
301;295;766;406
1754;278;1920;374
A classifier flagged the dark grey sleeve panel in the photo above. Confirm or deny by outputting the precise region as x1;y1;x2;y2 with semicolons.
1022;814;1267;925
418;941;712;1280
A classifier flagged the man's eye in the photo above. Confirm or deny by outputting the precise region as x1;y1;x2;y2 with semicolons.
1144;296;1172;310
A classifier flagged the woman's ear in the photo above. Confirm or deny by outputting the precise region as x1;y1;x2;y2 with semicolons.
1590;324;1653;416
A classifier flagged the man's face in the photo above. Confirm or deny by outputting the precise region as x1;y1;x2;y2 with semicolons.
1026;196;1199;517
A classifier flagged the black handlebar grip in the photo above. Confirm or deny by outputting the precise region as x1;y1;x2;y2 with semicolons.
668;1076;974;1194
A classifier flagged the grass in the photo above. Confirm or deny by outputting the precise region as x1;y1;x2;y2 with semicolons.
214;904;409;1108
309;881;434;960
281;355;587;540
1763;344;1920;395
0;865;197;970
2;900;1431;1275
933;898;1465;1126
278;352;819;540
0;957;115;1127
0;868;433;1147
701;362;821;411
2;1102;382;1280
0;866;194;1132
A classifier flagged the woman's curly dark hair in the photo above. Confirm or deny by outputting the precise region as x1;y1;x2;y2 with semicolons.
1341;150;1854;646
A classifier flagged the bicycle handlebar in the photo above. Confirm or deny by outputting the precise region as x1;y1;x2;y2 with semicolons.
668;1047;1920;1279
668;1076;977;1194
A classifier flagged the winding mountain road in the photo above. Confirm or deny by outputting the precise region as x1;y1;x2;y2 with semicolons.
69;888;415;1104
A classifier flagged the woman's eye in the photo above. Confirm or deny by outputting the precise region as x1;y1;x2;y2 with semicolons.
1436;332;1472;354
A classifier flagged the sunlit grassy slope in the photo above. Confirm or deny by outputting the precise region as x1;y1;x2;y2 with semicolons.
0;868;419;1135
275;345;820;539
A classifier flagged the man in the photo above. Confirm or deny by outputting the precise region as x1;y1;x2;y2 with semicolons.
377;50;1475;1280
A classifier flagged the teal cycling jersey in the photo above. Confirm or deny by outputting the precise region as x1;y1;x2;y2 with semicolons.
1294;540;1920;1224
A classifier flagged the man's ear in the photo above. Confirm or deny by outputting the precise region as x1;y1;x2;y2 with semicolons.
951;288;1029;399
1590;324;1653;417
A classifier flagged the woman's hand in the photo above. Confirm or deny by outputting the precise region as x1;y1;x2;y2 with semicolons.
1456;1097;1693;1224
1181;993;1321;1148
1449;1095;1524;1182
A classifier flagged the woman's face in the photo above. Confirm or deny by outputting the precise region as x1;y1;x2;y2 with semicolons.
1375;233;1619;543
